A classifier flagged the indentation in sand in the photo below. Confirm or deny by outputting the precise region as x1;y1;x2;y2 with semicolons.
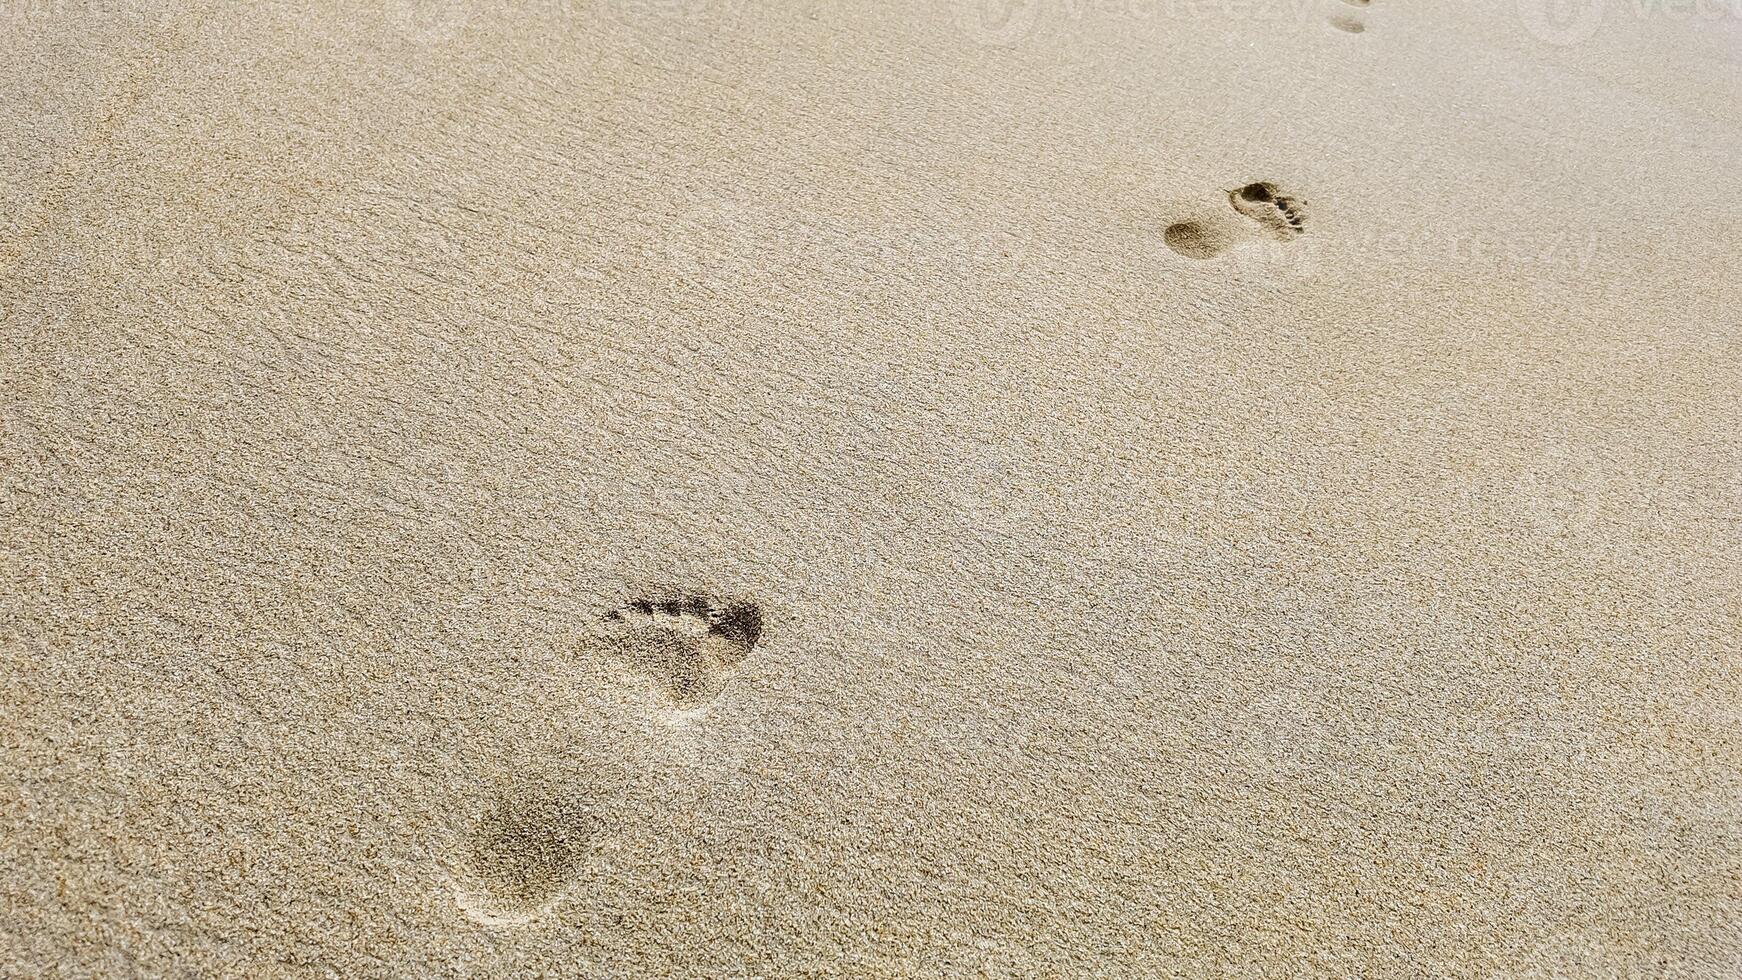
1164;220;1232;260
1227;181;1308;238
1163;180;1309;259
598;593;764;709
454;785;602;927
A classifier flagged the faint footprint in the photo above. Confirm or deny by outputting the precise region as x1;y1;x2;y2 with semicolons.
598;593;764;709
1163;180;1308;260
1329;0;1368;33
454;781;603;927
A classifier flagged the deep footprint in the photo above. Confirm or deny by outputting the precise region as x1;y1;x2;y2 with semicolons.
457;786;602;925
1227;181;1307;238
600;593;764;708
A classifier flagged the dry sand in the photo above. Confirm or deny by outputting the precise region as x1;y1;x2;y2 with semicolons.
3;0;1741;975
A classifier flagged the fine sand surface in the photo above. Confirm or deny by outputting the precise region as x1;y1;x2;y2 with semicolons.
4;0;1740;975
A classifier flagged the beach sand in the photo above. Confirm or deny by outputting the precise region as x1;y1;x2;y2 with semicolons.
3;0;1740;975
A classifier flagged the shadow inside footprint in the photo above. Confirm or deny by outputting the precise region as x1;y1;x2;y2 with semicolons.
1328;14;1365;32
458;784;602;925
599;593;764;708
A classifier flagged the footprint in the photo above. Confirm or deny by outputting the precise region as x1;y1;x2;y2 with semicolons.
1163;219;1238;261
1163;180;1308;259
598;593;764;709
1329;0;1368;32
1225;181;1307;239
455;782;603;926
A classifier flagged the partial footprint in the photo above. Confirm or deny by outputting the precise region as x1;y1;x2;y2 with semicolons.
598;593;764;709
454;781;603;926
1163;180;1308;260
